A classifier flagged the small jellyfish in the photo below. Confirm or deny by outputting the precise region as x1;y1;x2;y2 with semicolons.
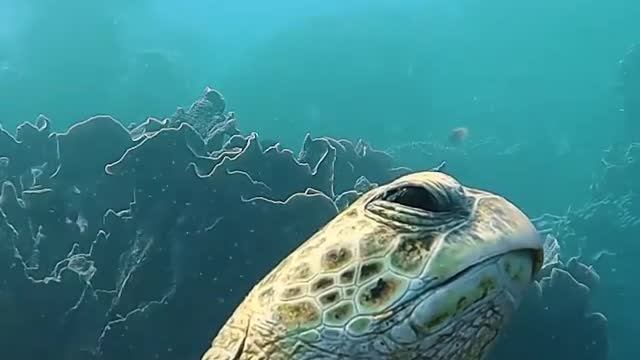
448;127;469;146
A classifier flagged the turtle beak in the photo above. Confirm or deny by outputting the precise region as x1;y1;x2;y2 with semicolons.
424;195;544;283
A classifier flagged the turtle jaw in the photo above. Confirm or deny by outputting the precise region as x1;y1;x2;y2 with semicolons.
423;193;544;286
401;249;536;357
404;193;544;330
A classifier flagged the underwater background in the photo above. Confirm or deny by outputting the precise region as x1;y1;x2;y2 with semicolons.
0;0;638;359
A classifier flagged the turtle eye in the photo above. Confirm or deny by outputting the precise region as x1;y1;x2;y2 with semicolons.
382;186;447;212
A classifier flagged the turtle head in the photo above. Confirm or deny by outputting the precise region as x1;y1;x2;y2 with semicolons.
362;170;543;357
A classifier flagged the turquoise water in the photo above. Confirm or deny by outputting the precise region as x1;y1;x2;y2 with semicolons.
0;0;639;359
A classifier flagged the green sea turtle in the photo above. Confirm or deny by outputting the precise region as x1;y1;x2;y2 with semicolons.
202;171;544;360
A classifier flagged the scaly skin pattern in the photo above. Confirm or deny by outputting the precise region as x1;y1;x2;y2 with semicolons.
202;171;544;360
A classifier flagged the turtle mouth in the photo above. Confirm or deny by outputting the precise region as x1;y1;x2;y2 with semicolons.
391;249;540;317
403;249;539;336
438;248;542;290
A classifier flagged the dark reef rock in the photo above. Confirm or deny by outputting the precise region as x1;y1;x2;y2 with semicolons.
535;143;640;265
169;86;239;151
528;140;640;360
0;88;608;360
491;259;607;360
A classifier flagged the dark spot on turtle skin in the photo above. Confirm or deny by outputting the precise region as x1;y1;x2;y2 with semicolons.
345;287;355;297
426;311;451;330
358;261;384;283
457;296;469;311
319;290;340;306
478;278;496;297
310;277;335;293
358;277;399;308
275;300;321;330
325;302;355;325
339;268;356;284
370;278;388;299
281;286;304;300
321;247;353;271
389;235;436;276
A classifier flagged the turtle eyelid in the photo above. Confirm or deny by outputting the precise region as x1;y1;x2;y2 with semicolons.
381;185;448;213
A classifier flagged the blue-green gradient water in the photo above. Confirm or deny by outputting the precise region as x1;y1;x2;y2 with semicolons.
1;0;639;359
